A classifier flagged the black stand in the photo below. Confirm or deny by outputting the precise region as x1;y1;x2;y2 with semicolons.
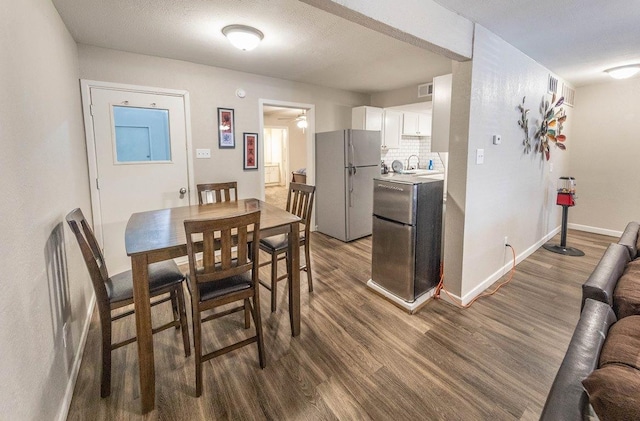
543;205;584;256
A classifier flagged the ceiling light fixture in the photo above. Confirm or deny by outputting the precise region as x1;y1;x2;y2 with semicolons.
222;25;264;51
296;119;308;129
605;64;640;79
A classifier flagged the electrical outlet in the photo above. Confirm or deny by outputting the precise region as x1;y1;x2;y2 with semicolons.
476;148;484;165
504;236;509;247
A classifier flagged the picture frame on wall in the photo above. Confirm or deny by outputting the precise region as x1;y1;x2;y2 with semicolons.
243;132;258;170
217;107;235;148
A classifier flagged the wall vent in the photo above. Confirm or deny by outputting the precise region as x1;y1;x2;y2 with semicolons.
562;83;576;107
547;74;559;94
418;82;433;98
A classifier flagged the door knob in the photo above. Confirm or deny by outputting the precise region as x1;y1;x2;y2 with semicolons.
179;187;187;198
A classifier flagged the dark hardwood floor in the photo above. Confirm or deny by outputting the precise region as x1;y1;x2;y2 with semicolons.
66;229;614;420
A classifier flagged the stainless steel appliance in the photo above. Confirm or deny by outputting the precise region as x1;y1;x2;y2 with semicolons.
315;129;381;242
371;175;443;302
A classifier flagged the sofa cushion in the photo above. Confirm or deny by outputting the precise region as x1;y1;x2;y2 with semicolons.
617;221;639;260
583;364;640;421
613;259;640;319
599;315;640;370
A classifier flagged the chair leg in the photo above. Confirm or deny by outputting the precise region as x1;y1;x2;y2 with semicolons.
170;290;179;329
100;317;112;398
176;284;191;357
244;299;251;329
270;252;278;312
193;307;203;397
251;291;266;368
304;241;313;293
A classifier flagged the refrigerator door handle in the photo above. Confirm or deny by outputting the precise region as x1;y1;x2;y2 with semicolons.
348;165;353;207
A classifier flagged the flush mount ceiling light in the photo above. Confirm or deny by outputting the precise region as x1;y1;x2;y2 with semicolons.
605;64;640;79
222;25;264;51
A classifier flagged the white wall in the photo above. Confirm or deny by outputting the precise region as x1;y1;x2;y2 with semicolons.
570;77;640;233
0;0;93;419
78;45;368;199
447;25;572;300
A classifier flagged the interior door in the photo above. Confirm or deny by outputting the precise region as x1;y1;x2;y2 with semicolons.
90;87;190;273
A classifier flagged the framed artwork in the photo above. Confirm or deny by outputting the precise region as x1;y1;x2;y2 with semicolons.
217;107;235;148
243;132;258;170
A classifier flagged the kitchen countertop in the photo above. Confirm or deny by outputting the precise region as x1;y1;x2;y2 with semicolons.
375;171;444;185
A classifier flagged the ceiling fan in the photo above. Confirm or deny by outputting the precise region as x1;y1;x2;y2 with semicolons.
278;109;308;130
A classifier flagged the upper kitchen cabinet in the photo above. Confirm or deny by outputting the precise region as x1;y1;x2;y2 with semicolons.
382;109;402;149
431;74;452;152
352;106;383;131
402;112;432;136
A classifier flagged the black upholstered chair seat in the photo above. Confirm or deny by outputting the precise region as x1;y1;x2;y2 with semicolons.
196;272;253;301
106;261;185;304
259;233;306;253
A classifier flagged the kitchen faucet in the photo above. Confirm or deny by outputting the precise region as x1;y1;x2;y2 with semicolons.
406;154;420;170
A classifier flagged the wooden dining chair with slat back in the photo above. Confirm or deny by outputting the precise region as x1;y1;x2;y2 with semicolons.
65;208;190;398
184;210;265;397
197;182;238;204
259;182;315;312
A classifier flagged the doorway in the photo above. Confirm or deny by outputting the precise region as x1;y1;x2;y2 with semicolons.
260;102;314;209
80;80;194;273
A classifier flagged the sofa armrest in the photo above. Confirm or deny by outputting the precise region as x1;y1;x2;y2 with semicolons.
540;299;617;421
618;221;639;260
581;243;630;309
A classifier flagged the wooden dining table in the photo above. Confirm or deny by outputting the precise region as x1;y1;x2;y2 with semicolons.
125;198;301;414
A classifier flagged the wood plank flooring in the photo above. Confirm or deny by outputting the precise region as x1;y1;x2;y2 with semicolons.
66;229;615;420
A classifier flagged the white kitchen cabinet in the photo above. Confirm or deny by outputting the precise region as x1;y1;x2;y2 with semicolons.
431;74;452;152
352;106;383;131
264;164;280;185
402;112;432;136
382;110;402;149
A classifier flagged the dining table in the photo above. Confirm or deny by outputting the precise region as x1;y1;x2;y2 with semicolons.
125;198;301;414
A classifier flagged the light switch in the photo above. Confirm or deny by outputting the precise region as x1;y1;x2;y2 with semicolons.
492;134;502;145
196;149;211;159
476;148;484;165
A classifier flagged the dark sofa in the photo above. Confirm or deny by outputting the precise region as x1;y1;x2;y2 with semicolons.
540;222;640;420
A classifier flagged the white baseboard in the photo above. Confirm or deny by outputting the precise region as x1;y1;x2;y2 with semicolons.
366;279;435;314
459;227;561;305
56;295;96;421
568;223;622;238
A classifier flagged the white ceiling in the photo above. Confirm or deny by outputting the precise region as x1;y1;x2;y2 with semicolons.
52;0;452;94
52;0;640;93
434;0;640;87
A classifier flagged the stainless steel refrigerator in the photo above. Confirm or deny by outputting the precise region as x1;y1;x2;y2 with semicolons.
315;129;381;242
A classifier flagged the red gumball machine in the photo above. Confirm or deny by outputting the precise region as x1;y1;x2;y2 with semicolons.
543;177;584;256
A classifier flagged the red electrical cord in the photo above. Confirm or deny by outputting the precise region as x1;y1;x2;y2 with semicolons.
434;244;517;308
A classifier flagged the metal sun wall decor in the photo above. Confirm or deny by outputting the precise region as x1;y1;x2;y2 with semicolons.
517;96;531;153
517;94;567;160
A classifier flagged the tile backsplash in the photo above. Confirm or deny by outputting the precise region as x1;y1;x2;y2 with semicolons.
381;135;445;171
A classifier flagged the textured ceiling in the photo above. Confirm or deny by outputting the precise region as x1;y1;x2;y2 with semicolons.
434;0;640;87
52;0;640;91
52;0;452;94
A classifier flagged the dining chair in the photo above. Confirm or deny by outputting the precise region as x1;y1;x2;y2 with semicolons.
197;181;238;204
184;210;265;397
259;182;315;312
65;208;190;398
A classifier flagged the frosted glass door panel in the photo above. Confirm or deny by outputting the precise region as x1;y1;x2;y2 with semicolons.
113;106;170;162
